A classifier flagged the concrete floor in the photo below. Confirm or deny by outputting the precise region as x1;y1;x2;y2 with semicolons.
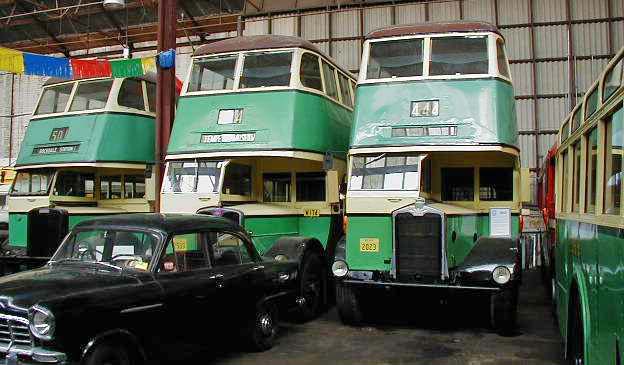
169;269;564;365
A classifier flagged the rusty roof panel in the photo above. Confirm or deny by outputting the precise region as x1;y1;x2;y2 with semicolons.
365;21;501;40
194;34;320;56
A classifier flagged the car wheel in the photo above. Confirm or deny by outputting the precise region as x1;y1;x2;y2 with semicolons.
84;342;133;365
490;287;518;335
297;252;325;322
246;302;278;352
336;282;363;326
567;293;585;365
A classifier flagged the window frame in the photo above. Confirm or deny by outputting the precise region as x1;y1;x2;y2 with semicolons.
603;107;624;215
238;50;295;91
157;231;212;274
602;51;624;103
116;78;148;112
359;32;509;85
584;127;599;214
33;81;77;117
583;82;600;121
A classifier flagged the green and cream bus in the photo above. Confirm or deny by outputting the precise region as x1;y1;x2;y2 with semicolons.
553;45;624;365
7;75;159;260
333;22;524;333
161;35;356;318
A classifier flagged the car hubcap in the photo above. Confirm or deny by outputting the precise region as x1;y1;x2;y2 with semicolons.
259;313;273;336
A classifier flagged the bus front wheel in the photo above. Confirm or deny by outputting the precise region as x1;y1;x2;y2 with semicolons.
336;283;363;326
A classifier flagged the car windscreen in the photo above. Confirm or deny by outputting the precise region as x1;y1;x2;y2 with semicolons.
52;229;160;271
349;154;421;191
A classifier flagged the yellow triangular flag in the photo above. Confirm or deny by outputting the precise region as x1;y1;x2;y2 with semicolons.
0;48;24;74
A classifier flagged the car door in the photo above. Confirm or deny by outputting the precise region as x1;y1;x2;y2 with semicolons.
209;230;269;327
155;231;220;342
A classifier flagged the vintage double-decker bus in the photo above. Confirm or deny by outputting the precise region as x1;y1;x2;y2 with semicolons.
332;22;524;333
7;75;159;263
553;45;624;365
537;144;557;302
161;35;356;318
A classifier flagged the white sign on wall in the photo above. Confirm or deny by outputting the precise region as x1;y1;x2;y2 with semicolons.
490;208;512;237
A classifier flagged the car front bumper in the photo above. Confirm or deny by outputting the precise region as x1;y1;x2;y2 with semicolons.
0;344;69;365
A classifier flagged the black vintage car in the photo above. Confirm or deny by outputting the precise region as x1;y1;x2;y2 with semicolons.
0;213;326;365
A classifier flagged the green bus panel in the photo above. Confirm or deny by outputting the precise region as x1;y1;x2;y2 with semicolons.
16;112;155;166
168;91;352;157
346;215;393;271
351;79;518;148
446;215;520;267
8;213;28;247
555;218;624;365
244;215;332;255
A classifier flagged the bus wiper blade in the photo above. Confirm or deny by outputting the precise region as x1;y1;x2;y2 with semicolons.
364;153;386;167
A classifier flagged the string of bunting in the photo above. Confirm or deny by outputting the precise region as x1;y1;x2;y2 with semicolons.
0;47;175;79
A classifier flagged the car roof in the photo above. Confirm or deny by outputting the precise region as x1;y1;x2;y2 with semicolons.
73;213;241;234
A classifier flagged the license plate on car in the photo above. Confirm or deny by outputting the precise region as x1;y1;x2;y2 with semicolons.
360;238;380;252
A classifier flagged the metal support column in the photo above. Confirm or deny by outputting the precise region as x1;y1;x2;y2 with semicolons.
155;0;177;212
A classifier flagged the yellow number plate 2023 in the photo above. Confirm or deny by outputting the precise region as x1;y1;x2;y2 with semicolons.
359;238;380;252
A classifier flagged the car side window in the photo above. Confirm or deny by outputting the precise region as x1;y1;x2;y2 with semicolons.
211;232;254;266
159;232;211;273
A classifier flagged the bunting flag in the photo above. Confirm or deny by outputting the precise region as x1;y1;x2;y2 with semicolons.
0;48;175;79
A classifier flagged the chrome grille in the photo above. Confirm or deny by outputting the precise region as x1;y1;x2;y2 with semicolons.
394;212;442;280
0;315;32;347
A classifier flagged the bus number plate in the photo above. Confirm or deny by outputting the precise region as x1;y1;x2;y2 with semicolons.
360;238;380;252
304;209;320;217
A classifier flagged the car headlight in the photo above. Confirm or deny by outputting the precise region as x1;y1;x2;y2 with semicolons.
332;260;349;278
274;254;289;262
492;266;511;285
29;305;55;341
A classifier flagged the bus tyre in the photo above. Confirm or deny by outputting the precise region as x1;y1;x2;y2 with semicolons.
567;293;584;365
490;287;518;335
336;283;363;326
246;301;278;352
84;341;134;365
297;252;326;322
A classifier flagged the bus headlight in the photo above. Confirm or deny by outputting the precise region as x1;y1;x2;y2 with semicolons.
274;254;289;262
29;305;55;341
332;260;349;278
492;266;511;285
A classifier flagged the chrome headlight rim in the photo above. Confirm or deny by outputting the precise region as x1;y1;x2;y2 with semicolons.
492;265;512;285
274;254;289;262
332;259;349;278
29;305;55;341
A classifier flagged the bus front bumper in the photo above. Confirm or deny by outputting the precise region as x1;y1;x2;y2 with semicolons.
341;279;501;292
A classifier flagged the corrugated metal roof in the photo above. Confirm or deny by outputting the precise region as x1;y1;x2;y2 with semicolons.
533;0;566;22
571;0;608;20
572;22;609;57
534;25;568;59
520;134;536;168
516;99;535;132
395;3;426;25
462;0;495;23
501;27;531;60
510;63;533;96
429;1;461;22
302;13;329;40
363;7;392;35
497;0;530;25
537;98;568;130
536;61;568;95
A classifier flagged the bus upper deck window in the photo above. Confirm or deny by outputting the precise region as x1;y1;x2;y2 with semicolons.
337;73;353;108
35;83;74;115
603;57;623;102
604;107;624;215
496;38;510;78
118;79;145;111
441;168;474;201
429;36;488;76
146;82;156;112
69;79;113;112
321;61;339;100
300;53;323;91
189;55;237;92
366;38;424;79
240;51;293;89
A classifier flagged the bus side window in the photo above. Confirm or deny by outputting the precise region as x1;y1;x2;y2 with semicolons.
118;79;146;111
146;82;156;113
337;73;353;108
441;168;474;201
604;106;624;215
300;53;323;92
321;61;339;101
263;173;291;202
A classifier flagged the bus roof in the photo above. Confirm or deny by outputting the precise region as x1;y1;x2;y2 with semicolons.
194;35;321;56
365;21;501;40
43;72;158;86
